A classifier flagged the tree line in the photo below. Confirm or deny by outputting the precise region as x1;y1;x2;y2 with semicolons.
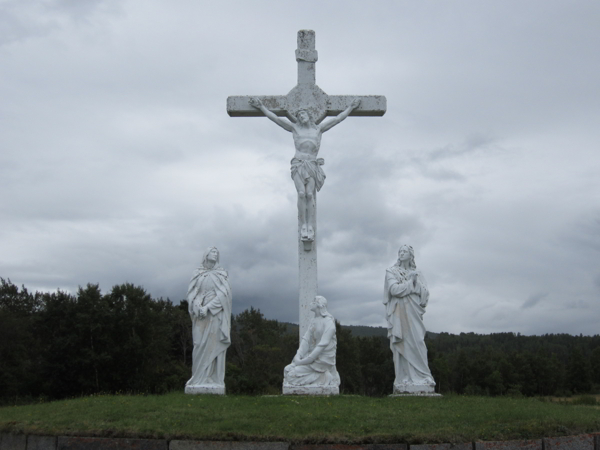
1;278;599;404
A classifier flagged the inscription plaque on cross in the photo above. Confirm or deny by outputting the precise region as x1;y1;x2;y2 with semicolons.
227;30;386;338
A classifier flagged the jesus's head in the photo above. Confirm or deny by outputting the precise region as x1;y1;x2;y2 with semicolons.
296;109;311;125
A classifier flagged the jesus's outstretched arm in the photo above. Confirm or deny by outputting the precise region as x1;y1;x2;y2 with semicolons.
319;98;361;133
249;98;294;132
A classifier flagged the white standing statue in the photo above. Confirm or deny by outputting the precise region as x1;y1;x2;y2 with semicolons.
283;295;340;395
185;247;232;395
384;245;437;395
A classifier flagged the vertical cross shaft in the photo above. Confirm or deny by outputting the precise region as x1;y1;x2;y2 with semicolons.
296;30;317;85
296;30;318;339
298;194;317;340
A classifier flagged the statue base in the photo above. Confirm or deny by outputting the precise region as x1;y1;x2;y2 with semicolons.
282;384;339;396
390;382;439;396
185;385;225;395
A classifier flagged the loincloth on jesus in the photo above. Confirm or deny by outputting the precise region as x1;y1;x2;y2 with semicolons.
290;157;326;192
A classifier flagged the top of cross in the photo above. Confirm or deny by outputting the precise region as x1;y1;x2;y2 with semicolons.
227;30;386;123
296;29;318;85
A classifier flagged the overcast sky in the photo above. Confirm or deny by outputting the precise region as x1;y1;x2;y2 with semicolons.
1;0;599;336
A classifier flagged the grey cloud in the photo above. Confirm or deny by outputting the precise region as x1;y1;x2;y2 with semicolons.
0;0;117;46
0;2;55;45
594;274;600;290
2;1;600;335
522;292;548;309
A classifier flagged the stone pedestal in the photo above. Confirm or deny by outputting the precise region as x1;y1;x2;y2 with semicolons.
390;382;441;397
185;385;225;395
282;384;339;396
394;382;435;394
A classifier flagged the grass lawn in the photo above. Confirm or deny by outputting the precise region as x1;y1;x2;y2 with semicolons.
1;393;599;445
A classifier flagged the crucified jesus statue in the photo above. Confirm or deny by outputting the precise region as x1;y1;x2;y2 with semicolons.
249;97;361;241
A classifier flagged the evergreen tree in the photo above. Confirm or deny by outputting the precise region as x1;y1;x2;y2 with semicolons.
225;307;293;394
567;346;592;394
0;279;41;400
335;321;362;394
591;347;600;386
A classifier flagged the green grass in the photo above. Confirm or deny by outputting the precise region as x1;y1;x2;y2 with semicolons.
1;393;599;445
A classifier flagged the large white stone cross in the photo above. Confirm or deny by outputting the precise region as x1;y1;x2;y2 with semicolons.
227;30;386;338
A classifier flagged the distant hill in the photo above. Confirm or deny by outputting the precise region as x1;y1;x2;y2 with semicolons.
343;325;387;337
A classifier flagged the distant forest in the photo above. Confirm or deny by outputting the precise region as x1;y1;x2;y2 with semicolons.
1;278;599;404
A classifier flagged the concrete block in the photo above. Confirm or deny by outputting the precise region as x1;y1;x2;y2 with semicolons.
27;435;57;450
544;434;594;449
170;443;289;450
474;439;541;450
57;436;167;450
0;433;26;450
410;443;472;450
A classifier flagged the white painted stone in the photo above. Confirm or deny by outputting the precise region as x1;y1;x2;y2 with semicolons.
184;385;225;395
384;245;438;395
282;385;339;396
298;198;318;338
283;296;340;395
247;95;360;245
227;30;387;339
185;247;232;395
392;382;439;396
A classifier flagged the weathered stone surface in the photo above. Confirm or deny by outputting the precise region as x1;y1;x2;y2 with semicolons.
57;436;167;449
227;30;387;344
282;384;339;396
226;96;287;117
0;433;26;450
384;246;436;395
184;385;225;395
246;92;360;251
474;439;541;449
185;247;231;396
392;384;436;395
544;434;594;449
27;435;57;450
283;296;339;395
291;445;406;450
410;444;471;450
170;442;289;450
226;95;386;118
326;95;387;117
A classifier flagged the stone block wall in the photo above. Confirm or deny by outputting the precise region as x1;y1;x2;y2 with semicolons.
1;434;599;450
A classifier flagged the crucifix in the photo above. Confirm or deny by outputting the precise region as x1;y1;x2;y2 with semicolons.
227;30;386;338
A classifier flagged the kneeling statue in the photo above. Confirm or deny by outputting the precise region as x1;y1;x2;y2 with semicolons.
283;295;340;395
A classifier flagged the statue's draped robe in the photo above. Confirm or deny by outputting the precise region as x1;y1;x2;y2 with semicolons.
290;157;326;191
186;265;232;387
383;265;434;387
284;315;340;386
